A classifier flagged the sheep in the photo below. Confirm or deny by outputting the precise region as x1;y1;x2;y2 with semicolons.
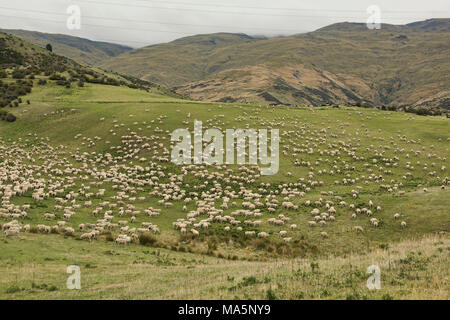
394;213;400;220
290;224;297;230
308;221;316;227
44;213;55;220
401;221;407;228
320;231;328;238
63;227;75;236
245;231;256;237
191;229;199;236
279;230;288;237
257;232;269;238
80;232;94;241
354;226;364;232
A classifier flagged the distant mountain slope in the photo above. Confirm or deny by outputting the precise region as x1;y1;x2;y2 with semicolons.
1;29;132;65
101;19;450;112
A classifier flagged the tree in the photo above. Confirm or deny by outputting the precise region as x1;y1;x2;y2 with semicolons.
46;43;53;52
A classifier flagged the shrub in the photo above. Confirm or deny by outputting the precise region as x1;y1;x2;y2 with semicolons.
49;73;66;81
104;232;114;242
139;232;157;246
382;293;394;300
266;288;277;300
11;70;25;79
240;276;258;286
6;285;22;294
5;113;16;122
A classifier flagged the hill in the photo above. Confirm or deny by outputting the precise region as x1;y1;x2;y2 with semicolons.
0;31;179;121
0;26;448;300
101;19;450;113
0;70;448;299
1;29;132;65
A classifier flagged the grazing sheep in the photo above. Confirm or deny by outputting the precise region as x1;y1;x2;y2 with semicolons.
44;213;55;220
401;221;407;228
4;228;20;237
279;230;288;237
320;231;328;238
257;232;269;238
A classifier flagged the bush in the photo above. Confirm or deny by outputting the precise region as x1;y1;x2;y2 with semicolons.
6;285;22;294
266;288;277;300
139;232;157;246
11;70;25;79
6;113;16;122
104;232;114;242
49;73;66;81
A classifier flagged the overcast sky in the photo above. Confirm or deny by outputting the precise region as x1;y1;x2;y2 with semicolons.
0;0;449;47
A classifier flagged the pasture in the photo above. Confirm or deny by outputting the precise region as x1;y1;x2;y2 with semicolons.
0;82;448;299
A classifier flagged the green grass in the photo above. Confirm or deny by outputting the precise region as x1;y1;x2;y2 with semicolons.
0;233;447;299
0;82;448;299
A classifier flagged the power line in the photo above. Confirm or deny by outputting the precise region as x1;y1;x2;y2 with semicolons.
0;14;159;45
73;0;447;19
78;0;449;14
0;4;432;31
0;5;446;47
0;6;339;34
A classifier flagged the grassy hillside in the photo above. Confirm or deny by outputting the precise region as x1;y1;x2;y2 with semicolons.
101;19;450;113
0;76;448;299
1;29;132;65
0;31;180;122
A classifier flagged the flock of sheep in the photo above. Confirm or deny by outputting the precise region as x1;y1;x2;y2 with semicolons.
0;108;448;249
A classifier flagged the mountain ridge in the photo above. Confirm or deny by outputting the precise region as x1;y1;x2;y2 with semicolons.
101;18;450;112
1;29;132;65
